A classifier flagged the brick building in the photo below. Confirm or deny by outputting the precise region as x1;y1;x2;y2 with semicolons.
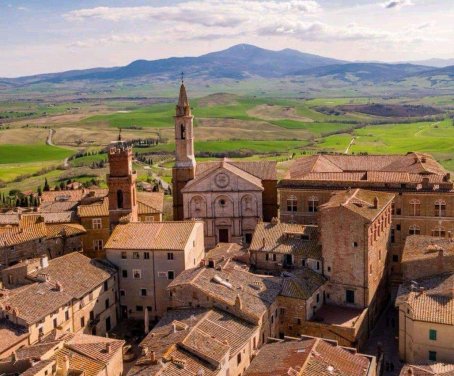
105;221;205;320
278;153;453;282
0;252;118;358
172;83;277;247
39;142;164;259
0;214;86;269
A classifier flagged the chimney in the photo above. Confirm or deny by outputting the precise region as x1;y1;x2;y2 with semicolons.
150;351;157;364
55;281;63;292
60;355;70;375
235;295;243;311
407;368;414;376
172;323;177;333
40;255;48;269
262;237;266;249
373;197;379;209
106;343;112;354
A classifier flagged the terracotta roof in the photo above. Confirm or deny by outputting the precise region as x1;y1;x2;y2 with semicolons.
131;308;257;376
245;337;372;376
400;363;454;376
396;272;454;325
0;253;115;324
280;268;327;300
15;340;61;360
56;347;105;376
45;223;87;238
0;319;29;356
78;197;109;217
288;153;448;178
21;358;55;376
168;260;282;321
38;200;79;213
0;214;20;226
137;192;164;214
320;189;394;221
105;221;201;250
40;189;107;203
402;235;454;263
39;212;77;224
0;223;47;247
195;159;277;181
250;221;321;259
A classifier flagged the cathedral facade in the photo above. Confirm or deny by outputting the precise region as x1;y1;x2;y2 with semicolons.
172;84;277;248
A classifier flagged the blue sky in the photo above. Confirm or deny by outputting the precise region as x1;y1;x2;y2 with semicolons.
1;0;453;77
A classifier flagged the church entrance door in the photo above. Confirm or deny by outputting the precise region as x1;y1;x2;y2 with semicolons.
218;228;229;243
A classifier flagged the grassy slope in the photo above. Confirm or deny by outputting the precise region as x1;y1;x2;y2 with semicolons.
0;144;73;164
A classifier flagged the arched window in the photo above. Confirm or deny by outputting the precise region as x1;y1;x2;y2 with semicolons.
117;190;124;209
409;225;420;235
432;227;446;238
180;124;186;140
287;195;297;212
308;196;319;213
434;200;446;217
409;199;421;216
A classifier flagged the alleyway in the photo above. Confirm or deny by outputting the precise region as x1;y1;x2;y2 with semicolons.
362;305;404;376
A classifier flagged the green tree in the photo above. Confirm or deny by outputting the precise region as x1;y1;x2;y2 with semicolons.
43;178;50;191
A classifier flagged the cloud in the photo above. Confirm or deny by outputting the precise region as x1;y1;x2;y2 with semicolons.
64;1;321;28
382;0;414;9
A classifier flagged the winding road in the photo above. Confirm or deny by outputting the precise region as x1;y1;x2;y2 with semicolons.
46;128;69;167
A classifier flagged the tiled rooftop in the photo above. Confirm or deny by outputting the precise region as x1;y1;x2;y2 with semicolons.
0;319;29;355
402;236;454;263
168;260;282;321
244;336;372;376
130;308;258;376
396;272;454;325
105;221;201;250
249;220;321;258
400;363;454;375
280;268;327;300
195;159;277;181
0;253;115;325
320;189;394;221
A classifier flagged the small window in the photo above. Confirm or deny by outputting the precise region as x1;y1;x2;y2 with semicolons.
352;242;358;248
272;254;277;262
53;318;58;329
141;288;147;297
120;290;125;296
429;329;437;341
92;218;102;230
168;271;175;280
65;311;69;321
167;252;174;260
327;266;331;272
103;281;108;291
237;352;242;365
136;306;143;312
93;240;103;252
144;252;150;260
429;351;437;361
80;317;85;327
105;299;109;309
265;254;269;261
287;195;297;212
302;259;306;267
316;261;320;270
133;269;142;279
392;254;399;262
147;306;152;311
121;251;127;259
122;270;128;278
396;224;401;231
346;289;355;304
133;252;140;259
316;293;320;303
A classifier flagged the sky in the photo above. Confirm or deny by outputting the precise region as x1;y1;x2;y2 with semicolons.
0;0;453;77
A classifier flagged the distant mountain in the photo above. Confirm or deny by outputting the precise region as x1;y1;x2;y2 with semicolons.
293;63;433;82
404;58;454;68
2;44;345;85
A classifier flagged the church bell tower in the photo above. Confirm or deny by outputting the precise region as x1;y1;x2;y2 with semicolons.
107;135;138;228
172;82;196;220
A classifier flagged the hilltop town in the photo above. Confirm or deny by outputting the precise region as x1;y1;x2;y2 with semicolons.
0;83;452;376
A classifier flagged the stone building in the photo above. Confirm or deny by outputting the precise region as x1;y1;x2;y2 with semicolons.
105;221;205;320
0;252;118;358
128;308;260;376
168;258;283;346
278;153;454;282
244;335;377;376
395;272;454;364
39;142;164;259
401;235;454;280
0;214;86;269
0;331;124;376
172;83;277;247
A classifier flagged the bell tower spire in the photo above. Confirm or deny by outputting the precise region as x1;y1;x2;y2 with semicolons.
172;80;196;220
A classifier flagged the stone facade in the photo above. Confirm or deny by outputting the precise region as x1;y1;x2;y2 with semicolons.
172;84;278;248
105;221;205;320
278;153;454;283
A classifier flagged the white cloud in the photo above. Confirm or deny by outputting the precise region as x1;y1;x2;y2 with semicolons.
382;0;414;9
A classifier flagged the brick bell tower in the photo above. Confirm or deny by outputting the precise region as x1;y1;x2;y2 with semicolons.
107;133;138;228
172;81;196;220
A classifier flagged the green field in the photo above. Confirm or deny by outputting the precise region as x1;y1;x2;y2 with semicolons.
0;144;73;164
